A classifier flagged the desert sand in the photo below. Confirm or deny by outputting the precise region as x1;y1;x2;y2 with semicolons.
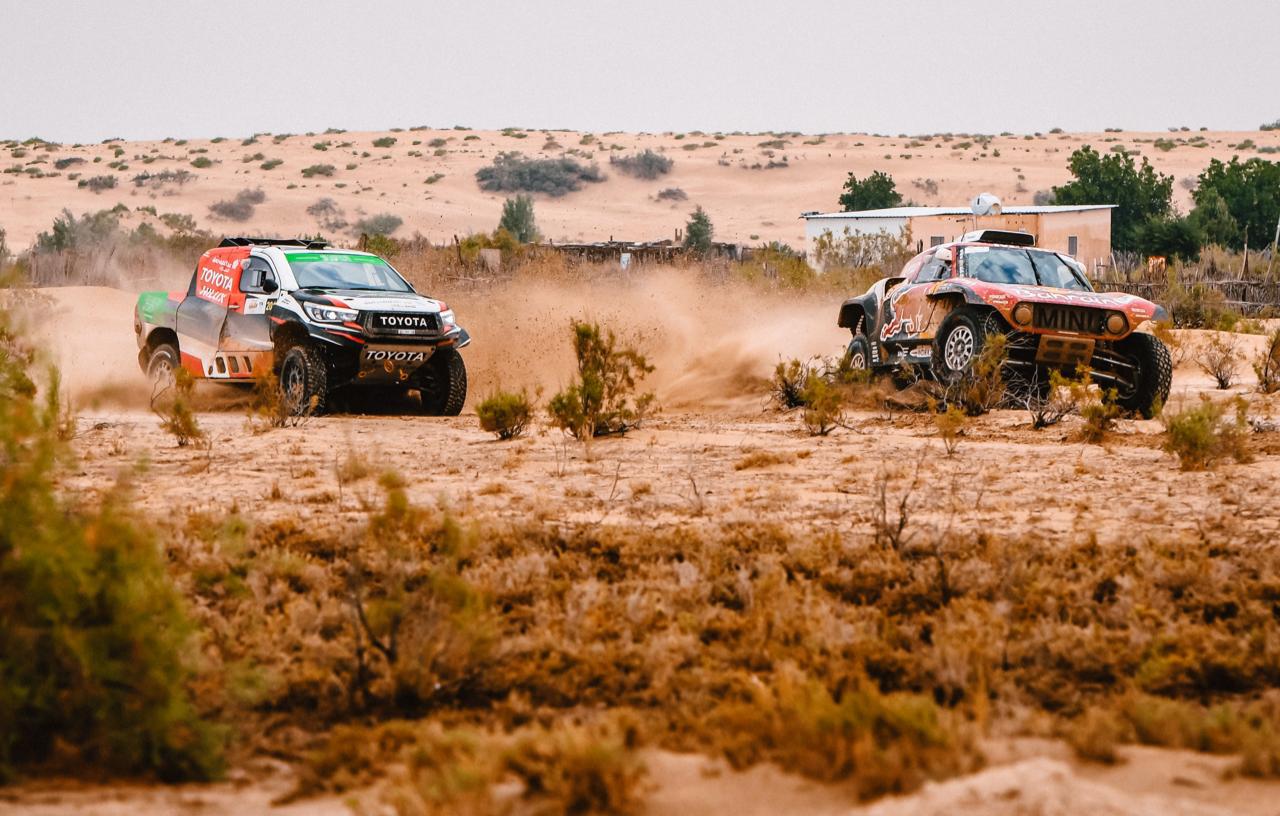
3;126;1277;251
3;281;1278;814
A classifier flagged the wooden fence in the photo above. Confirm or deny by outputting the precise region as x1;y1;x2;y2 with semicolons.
1098;279;1280;314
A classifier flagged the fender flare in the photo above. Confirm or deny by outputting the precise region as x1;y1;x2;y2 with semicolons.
926;281;989;307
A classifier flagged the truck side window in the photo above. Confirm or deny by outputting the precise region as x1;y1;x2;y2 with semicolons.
916;251;952;282
241;258;277;294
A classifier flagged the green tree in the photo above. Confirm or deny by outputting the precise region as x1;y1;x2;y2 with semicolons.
1051;146;1173;253
1192;157;1280;251
1135;215;1204;263
498;194;539;243
1188;188;1240;248
837;170;902;211
684;206;714;253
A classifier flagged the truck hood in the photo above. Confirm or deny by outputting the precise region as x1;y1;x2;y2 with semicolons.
293;289;446;313
966;281;1164;323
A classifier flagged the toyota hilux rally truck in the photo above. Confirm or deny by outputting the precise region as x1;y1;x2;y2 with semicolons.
837;229;1172;417
134;237;469;415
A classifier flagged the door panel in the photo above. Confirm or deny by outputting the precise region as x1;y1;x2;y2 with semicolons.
175;247;249;377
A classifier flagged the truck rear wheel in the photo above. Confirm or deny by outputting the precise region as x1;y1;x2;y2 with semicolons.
1114;332;1172;419
279;345;328;416
417;348;467;416
146;342;180;389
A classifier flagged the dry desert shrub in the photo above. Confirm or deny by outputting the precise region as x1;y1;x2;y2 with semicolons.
1253;327;1280;394
476;389;534;440
1067;706;1126;764
0;308;219;782
152;366;206;448
934;405;966;456
734;449;795;470
1197;332;1240;389
1161;395;1252;470
547;320;654;439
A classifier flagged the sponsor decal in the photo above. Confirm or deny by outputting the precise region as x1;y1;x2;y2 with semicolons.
285;252;390;265
1004;286;1131;307
365;349;427;363
194;251;244;306
375;313;437;331
244;297;267;315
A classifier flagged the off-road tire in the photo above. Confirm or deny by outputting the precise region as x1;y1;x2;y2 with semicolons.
146;342;180;388
417;348;467;416
932;308;989;385
279;344;328;416
846;334;871;372
1115;332;1172;419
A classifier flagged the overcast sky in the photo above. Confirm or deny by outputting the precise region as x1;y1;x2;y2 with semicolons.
3;0;1277;143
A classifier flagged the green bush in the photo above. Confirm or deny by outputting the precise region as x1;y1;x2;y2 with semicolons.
476;390;533;440
190;156;213;169
301;164;335;178
475;151;604;197
0;310;219;781
548;321;654;439
372;136;397;148
608;149;673;179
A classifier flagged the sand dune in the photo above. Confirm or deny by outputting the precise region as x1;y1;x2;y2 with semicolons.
3;127;1276;251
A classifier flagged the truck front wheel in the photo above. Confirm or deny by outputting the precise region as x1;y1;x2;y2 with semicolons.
417;348;467;416
279;345;328;416
1115;332;1172;419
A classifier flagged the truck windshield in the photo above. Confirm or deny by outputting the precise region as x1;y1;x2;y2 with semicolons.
284;252;412;292
962;247;1091;291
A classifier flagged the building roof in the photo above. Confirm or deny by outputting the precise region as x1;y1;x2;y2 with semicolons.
802;204;1115;220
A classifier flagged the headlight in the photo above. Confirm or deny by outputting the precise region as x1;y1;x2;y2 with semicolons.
1012;302;1033;327
1105;312;1127;335
304;303;359;323
440;309;456;327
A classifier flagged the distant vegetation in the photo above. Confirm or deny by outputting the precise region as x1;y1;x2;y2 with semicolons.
208;188;265;222
683;206;714;253
301;164;335;178
609;149;673;180
77;174;117;193
351;213;402;237
837;170;901;211
475;151;604;197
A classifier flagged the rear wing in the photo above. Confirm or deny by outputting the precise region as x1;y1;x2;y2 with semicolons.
959;229;1035;247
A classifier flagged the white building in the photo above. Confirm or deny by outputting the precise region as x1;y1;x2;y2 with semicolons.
802;204;1115;272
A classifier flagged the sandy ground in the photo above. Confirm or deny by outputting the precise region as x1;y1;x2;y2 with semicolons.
7;742;1278;816
9;286;1280;814
3;126;1278;251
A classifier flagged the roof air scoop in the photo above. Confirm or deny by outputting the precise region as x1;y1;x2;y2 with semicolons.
971;192;1002;216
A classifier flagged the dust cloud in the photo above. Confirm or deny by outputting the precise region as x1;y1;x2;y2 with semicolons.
16;269;850;412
